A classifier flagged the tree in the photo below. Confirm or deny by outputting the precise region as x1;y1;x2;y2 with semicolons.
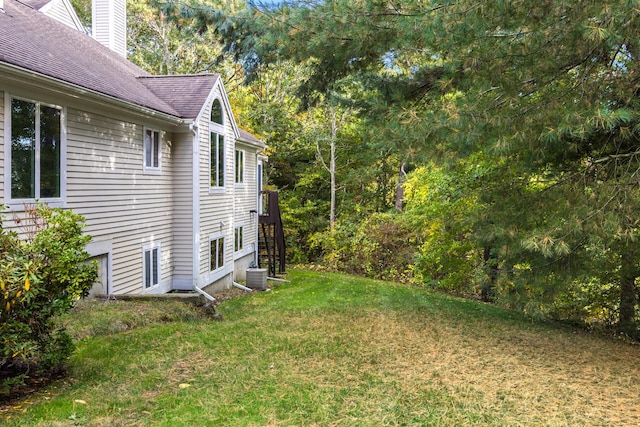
212;0;640;334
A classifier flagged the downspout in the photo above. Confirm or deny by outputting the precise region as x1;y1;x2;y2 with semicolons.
190;121;217;303
233;281;253;292
255;153;262;267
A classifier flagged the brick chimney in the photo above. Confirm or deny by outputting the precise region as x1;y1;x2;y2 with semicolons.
92;0;126;57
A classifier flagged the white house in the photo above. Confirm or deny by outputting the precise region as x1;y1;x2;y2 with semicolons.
0;0;267;298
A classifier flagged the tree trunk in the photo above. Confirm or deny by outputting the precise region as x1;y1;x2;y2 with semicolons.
481;245;497;302
329;106;337;231
618;275;638;337
395;162;406;212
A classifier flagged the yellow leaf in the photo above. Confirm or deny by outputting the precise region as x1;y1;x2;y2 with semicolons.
25;277;30;291
6;301;10;311
0;281;4;291
74;399;87;405
178;383;191;389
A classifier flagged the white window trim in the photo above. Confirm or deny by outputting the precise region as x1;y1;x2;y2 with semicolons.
4;94;67;209
142;242;161;290
209;97;226;193
234;225;244;253
208;232;226;272
235;148;245;185
209;125;226;193
143;127;161;174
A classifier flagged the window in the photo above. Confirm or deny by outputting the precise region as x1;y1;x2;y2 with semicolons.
235;149;244;184
10;97;62;200
210;98;225;189
210;99;223;124
143;244;160;289
210;236;225;271
210;132;225;187
144;128;160;171
234;226;244;252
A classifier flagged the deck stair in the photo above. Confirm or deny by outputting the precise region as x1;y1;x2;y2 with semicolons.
258;190;286;276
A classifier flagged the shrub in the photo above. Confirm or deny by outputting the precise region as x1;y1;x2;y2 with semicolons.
312;213;420;283
0;204;97;394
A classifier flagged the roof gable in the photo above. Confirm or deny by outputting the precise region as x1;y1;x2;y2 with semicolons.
38;0;85;32
195;77;241;140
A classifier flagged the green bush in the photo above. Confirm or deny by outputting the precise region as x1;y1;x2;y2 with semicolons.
312;213;420;283
0;204;97;394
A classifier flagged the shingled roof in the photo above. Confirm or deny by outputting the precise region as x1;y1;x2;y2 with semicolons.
0;0;224;120
139;74;221;119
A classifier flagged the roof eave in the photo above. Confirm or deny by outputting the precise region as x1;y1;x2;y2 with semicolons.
0;61;186;126
236;136;267;150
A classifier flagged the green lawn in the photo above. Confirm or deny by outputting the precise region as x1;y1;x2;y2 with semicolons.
3;269;640;426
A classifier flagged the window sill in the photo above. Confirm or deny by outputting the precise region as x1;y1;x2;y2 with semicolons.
4;199;66;211
143;168;162;175
208;187;227;195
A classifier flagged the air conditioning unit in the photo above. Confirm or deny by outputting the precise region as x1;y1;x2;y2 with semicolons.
246;268;267;290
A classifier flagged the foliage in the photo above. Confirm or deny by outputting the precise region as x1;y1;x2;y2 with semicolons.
0;205;97;394
311;213;419;283
210;0;640;335
404;164;481;296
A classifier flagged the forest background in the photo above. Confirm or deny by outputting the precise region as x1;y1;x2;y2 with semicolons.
71;0;640;338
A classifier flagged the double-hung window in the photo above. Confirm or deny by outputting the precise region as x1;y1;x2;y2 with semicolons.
210;99;225;189
144;128;161;172
143;244;161;289
210;236;225;271
9;97;63;201
235;149;244;184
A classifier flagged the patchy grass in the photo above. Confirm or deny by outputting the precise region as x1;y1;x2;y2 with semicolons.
58;298;220;342
3;270;640;426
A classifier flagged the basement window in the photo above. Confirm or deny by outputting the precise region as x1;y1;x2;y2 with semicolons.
234;226;244;252
210;236;225;271
143;243;161;289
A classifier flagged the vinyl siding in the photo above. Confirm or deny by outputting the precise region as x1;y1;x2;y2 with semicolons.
234;142;259;258
198;87;234;283
0;91;4;200
0;82;262;295
40;0;83;31
65;108;174;294
92;0;126;57
171;132;194;280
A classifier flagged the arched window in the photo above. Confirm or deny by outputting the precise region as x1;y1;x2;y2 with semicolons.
210;99;223;124
210;98;225;188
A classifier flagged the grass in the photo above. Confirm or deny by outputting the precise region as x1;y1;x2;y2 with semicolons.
2;269;640;426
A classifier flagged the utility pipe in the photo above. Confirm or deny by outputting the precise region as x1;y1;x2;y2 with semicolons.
233;282;254;292
193;283;217;303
